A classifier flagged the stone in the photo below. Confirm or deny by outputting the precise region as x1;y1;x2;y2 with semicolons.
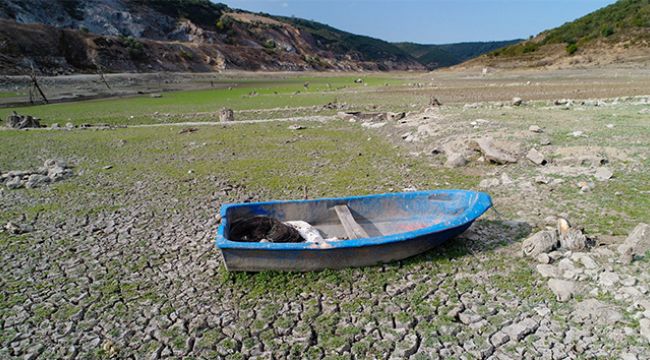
570;253;597;269
502;318;538;341
594;167;613;181
529;125;543;133
548;279;577;302
25;174;51;189
445;153;467;168
526;148;547;166
4;221;33;234
65;122;75;129
574;299;623;325
219;108;234;122
640;318;650;343
536;253;551;264
598;271;619;287
560;229;588;251
150;93;163;98
287;124;305;130
512;97;523;106
5;176;23;189
537;264;560;278
522;230;558;258
471;137;517;164
617;223;650;259
5;111;41;129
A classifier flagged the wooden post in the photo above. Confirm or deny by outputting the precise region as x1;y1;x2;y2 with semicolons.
30;65;48;104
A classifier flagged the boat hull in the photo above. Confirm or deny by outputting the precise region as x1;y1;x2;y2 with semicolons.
216;190;492;272
221;222;472;272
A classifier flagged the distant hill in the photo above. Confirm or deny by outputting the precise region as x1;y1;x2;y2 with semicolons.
0;0;424;75
466;0;650;68
395;40;522;69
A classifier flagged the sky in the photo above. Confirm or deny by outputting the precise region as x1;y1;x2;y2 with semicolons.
218;0;617;44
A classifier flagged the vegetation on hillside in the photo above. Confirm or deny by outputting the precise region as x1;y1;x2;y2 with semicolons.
490;0;650;57
395;40;521;69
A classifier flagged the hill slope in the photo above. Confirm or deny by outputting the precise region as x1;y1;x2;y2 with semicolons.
466;0;650;68
395;40;521;69
0;0;425;74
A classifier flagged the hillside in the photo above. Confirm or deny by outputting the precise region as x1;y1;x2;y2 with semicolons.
465;0;650;68
0;0;425;75
395;40;521;69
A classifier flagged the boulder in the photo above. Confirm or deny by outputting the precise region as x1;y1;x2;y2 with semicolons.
219;108;234;122
529;125;543;133
5;112;41;129
471;137;517;164
522;230;558;258
617;223;650;259
526;148;547;166
560;228;588;251
640;319;650;343
548;279;577;302
444;153;467;168
594;167;613;181
512;97;523;106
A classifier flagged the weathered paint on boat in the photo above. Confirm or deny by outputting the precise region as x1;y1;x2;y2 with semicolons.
215;190;492;272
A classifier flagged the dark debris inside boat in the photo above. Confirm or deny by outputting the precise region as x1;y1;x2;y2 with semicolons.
229;216;305;243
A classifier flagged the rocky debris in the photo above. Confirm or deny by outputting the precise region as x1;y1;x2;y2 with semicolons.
617;223;650;260
593;167;613;181
536;264;561;278
1;159;73;190
5;111;42;129
526;148;547;166
522;230;558;258
490;331;509;347
337;111;387;122
511;97;523;106
219;108;234;122
548;278;577;302
444;153;467;168
471;137;517;164
479;177;500;189
598;271;620;287
528;125;543;133
386;112;406;121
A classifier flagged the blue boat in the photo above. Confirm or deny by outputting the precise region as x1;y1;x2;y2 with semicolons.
216;190;492;272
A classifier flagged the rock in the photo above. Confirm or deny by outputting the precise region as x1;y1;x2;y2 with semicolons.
502;318;538;341
51;123;60;129
354;78;363;84
536;253;551;264
569;130;585;137
617;223;650;259
5;176;23;189
219;108;234;122
65;122;75;129
150;93;163;98
575;299;623;325
4;222;33;234
539;137;552;146
640;318;650;343
529;125;543;133
5;111;41;129
526;148;547;166
548;279;576;302
25;174;51;189
445;153;467;168
48;165;72;181
287;124;305;130
522;230;558;258
594;167;613;181
536;264;560;278
471;137;517;164
570;253;597;269
512;97;523;106
598;271;620;287
560;229;588;251
386;112;406;121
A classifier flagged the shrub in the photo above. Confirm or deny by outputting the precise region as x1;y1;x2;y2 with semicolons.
566;43;578;55
601;26;615;37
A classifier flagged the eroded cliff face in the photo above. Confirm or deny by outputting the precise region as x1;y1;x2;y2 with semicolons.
0;0;424;75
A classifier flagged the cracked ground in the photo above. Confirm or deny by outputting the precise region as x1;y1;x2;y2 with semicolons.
1;69;650;359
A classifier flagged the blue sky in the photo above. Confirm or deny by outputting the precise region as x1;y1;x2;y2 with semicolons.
218;0;616;44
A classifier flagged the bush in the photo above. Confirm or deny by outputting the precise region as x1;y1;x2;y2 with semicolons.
119;35;145;59
566;43;578;55
263;40;276;49
601;26;615;37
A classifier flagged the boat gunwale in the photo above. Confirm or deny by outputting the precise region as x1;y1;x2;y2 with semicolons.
215;190;492;251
